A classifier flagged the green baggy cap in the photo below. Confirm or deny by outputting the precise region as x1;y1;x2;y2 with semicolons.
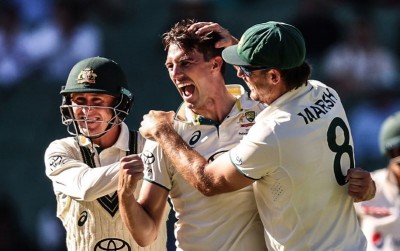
222;21;306;69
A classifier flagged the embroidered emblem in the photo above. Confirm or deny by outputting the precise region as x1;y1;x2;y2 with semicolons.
77;68;97;84
245;111;255;122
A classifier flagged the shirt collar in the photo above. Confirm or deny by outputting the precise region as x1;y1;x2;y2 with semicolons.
113;122;130;151
174;84;258;125
268;81;310;109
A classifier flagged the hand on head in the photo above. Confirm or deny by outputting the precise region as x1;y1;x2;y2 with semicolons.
189;22;239;48
139;110;175;140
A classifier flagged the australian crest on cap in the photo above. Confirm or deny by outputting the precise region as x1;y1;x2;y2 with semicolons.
77;68;97;84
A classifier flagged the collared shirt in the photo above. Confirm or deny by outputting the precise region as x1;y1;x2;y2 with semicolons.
143;85;267;251
45;122;168;251
230;80;367;250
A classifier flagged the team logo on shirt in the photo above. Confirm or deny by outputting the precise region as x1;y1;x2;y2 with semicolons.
94;238;131;251
245;111;255;122
238;111;256;129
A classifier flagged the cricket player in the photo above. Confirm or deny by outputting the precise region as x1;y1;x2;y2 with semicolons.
356;111;400;251
119;20;374;251
118;19;267;251
138;21;373;250
44;56;169;251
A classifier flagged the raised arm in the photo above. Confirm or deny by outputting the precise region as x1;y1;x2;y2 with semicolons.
188;21;239;48
118;154;169;247
139;110;253;196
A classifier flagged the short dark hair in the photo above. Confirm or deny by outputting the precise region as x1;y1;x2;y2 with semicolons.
162;19;226;74
279;61;312;90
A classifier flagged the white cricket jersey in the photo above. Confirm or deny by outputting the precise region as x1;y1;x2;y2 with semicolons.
355;168;400;251
45;122;169;251
142;85;267;251
230;80;367;250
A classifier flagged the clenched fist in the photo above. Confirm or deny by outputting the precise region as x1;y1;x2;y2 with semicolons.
118;154;144;199
347;167;376;202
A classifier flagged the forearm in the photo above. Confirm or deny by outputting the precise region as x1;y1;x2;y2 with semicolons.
119;193;158;247
153;125;214;194
47;162;120;200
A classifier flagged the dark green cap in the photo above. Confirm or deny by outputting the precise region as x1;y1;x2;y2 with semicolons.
222;21;306;69
60;56;128;97
379;111;400;156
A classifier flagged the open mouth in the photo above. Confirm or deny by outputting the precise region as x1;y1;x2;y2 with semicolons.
178;83;195;98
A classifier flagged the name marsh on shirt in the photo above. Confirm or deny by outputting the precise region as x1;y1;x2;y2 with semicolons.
297;88;338;125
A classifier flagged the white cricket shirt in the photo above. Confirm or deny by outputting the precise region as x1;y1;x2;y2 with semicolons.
143;85;267;251
45;122;169;251
230;80;367;250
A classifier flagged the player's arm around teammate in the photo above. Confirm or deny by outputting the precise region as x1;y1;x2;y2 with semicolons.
140;111;377;200
140;21;376;202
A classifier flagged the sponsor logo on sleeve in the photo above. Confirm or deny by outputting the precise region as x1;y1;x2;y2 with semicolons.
48;155;67;171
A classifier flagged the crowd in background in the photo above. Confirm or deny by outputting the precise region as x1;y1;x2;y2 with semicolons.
0;0;102;99
0;0;399;250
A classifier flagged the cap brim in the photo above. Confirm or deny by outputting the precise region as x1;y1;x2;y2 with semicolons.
222;45;250;66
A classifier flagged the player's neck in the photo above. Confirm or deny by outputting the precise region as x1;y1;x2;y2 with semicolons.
192;91;236;123
92;125;121;148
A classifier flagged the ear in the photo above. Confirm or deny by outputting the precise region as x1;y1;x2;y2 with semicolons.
269;69;281;85
211;56;223;70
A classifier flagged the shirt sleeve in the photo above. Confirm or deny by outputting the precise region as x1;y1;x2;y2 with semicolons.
44;139;120;201
142;139;172;191
229;118;280;179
